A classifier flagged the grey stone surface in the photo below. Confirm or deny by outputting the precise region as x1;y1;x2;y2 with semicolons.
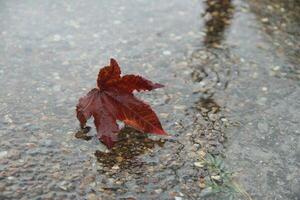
0;0;299;199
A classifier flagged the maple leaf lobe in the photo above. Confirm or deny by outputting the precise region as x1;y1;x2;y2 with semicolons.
97;58;121;89
76;58;167;148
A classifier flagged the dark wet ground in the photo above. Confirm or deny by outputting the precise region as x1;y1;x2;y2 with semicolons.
0;0;299;199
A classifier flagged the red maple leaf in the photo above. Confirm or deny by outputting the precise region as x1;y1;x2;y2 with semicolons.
76;58;167;148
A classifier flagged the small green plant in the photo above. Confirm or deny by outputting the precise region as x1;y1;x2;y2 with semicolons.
202;154;252;200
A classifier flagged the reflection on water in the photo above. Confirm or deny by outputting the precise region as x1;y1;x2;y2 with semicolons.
196;97;220;114
75;126;92;140
203;0;234;47
94;127;165;169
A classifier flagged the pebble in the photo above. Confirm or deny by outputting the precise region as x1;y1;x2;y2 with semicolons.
174;105;186;110
0;183;5;192
0;151;8;159
25;143;37;148
194;162;204;168
52;72;61;80
272;66;280;71
53;34;62;41
87;193;97;200
198;178;206;189
252;72;258;79
112;165;120;170
163;50;172;56
211;175;221;181
200;187;213;197
261;87;268;92
4;115;13;123
208;113;217;121
58;181;72;191
69;20;80;29
159;113;169;118
116;156;123;162
221;117;228;122
155;189;162;194
81;176;95;186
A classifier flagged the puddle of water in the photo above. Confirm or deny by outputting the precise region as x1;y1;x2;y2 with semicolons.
75;126;92;140
196;98;220;114
76;126;165;169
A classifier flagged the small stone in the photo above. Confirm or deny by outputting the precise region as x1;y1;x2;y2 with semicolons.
199;177;206;189
52;72;60;79
175;196;182;200
208;113;217;121
221;118;227;122
25;143;37;148
112;165;120;170
69;20;80;29
115;181;123;185
261;18;269;23
0;151;8;159
4;115;13;123
93;33;99;38
159;113;169;118
116;156;123;162
176;61;188;68
200;187;213;197
52;172;61;179
53;34;62;41
261;87;268;92
81;176;95;186
199;150;206;159
211;175;221;181
155;189;162;194
58;181;72;191
272;66;280;71
194;162;204;168
174;105;186;110
187;31;195;36
0;183;5;192
163;50;171;56
87;193;97;200
125;197;136;200
252;72;258;79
